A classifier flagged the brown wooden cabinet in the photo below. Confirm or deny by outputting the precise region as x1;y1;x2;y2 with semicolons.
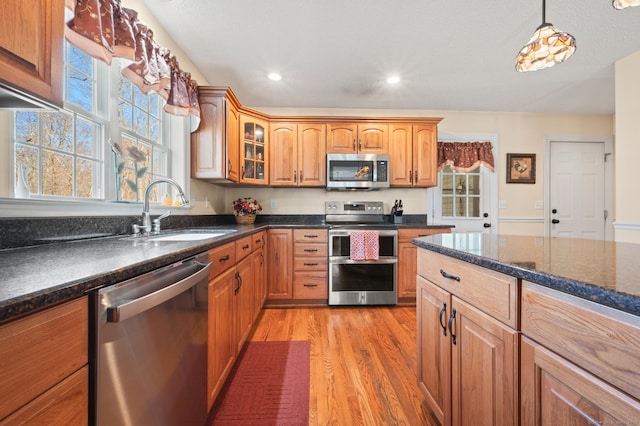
266;229;293;300
0;0;64;106
0;297;88;424
191;87;241;182
206;232;265;409
240;114;269;184
521;281;640;424
397;228;450;302
292;229;328;301
327;123;388;154
270;123;326;187
390;124;438;187
416;249;518;426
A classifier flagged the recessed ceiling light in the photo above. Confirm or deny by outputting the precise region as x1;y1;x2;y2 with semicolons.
268;73;282;81
386;76;401;85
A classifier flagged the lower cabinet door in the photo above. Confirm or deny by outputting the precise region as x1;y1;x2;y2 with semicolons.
521;336;640;426
416;276;451;425
451;296;518;426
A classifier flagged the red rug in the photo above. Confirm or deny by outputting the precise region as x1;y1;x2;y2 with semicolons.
209;340;310;426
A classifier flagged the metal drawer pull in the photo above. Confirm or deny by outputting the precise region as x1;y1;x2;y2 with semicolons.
304;262;318;266
304;248;318;252
242;244;250;250
304;234;318;238
439;302;447;336
304;283;318;288
448;308;457;345
440;269;461;281
219;255;230;263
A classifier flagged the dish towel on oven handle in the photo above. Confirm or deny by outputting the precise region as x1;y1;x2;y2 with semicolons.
350;230;379;261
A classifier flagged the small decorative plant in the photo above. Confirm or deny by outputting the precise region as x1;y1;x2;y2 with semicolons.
233;197;263;216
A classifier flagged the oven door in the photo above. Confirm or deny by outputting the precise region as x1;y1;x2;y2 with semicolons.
329;259;397;305
328;228;398;305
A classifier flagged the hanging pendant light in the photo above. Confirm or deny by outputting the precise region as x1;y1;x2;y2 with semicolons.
612;0;640;9
515;0;576;72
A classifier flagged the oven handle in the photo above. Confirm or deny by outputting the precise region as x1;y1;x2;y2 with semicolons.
329;257;397;264
106;260;212;323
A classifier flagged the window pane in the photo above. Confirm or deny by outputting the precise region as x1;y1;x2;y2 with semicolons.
441;197;453;216
68;67;94;113
469;196;481;217
76;117;100;157
149;95;160;118
42;151;73;196
42;112;74;152
469;175;480;195
149;117;160;140
15;112;38;144
69;45;92;76
76;158;99;198
119;78;132;102
441;173;453;194
455;197;467;217
133;86;148;111
15;144;39;195
118;101;133;130
454;176;467;195
133;107;148;137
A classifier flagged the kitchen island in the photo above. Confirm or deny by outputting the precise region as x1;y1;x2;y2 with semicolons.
413;233;640;425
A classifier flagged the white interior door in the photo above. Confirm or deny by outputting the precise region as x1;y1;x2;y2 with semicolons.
549;141;605;239
431;134;498;234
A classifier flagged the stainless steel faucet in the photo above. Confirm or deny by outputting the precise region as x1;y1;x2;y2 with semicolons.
132;178;189;236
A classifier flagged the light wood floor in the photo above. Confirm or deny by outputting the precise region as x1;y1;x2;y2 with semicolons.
248;306;438;426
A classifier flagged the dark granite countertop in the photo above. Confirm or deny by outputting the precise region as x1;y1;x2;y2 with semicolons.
413;233;640;317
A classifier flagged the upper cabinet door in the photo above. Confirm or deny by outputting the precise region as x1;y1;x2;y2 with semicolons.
298;124;326;187
270;123;298;186
240;114;269;185
0;0;63;105
358;124;388;154
327;123;357;153
389;124;413;186
413;125;438;187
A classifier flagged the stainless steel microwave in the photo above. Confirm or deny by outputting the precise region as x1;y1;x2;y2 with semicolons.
326;153;390;190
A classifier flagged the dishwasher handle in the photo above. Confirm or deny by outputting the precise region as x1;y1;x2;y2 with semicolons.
106;260;212;323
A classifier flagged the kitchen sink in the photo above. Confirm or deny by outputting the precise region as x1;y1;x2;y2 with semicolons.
149;229;236;241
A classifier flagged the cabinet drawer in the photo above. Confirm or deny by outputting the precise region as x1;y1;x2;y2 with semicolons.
294;243;328;257
293;272;328;299
235;235;253;261
398;228;449;243
208;242;236;279
0;298;88;420
417;249;518;328
293;229;328;243
294;256;328;271
251;230;266;252
522;281;640;400
1;366;89;425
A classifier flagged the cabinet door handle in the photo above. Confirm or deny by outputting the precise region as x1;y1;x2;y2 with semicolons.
303;283;318;288
414;171;418;182
234;271;241;295
304;234;318;238
358;140;362;150
353;139;356;150
440;269;461;282
304;248;318;252
260;252;264;266
304;262;318;266
409;170;413;183
439;302;447;336
294;170;297;183
299;170;303;181
228;160;232;172
448;308;457;345
219;255;230;263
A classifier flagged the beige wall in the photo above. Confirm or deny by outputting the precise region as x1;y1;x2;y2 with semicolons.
614;50;640;244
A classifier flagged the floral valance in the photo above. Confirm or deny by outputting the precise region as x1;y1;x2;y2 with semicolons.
437;141;495;173
64;0;200;128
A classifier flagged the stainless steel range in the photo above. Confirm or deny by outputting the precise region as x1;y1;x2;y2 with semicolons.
326;201;398;305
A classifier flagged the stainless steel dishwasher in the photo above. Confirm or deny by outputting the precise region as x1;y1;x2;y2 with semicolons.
92;252;211;425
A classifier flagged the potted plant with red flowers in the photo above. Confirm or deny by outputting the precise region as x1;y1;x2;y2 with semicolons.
232;197;263;224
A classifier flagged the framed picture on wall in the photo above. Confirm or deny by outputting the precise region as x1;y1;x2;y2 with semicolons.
506;153;536;184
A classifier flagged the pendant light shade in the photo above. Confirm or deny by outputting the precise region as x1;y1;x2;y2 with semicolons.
515;0;576;72
612;0;640;9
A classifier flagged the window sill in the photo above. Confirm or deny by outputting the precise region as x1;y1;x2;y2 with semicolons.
0;197;193;218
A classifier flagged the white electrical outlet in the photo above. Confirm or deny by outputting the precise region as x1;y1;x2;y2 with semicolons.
270;200;276;209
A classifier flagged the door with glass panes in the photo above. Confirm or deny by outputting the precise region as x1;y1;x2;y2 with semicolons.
431;136;497;234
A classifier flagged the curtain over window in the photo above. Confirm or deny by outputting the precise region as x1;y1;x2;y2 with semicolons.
64;0;200;128
437;141;495;173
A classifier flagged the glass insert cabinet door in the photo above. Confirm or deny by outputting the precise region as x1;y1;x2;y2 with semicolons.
240;115;268;184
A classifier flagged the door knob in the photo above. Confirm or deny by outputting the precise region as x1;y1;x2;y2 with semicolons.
483;223;491;228
483;213;489;218
552;209;557;214
552;219;560;224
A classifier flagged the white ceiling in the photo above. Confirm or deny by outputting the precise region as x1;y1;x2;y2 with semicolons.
143;0;640;114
